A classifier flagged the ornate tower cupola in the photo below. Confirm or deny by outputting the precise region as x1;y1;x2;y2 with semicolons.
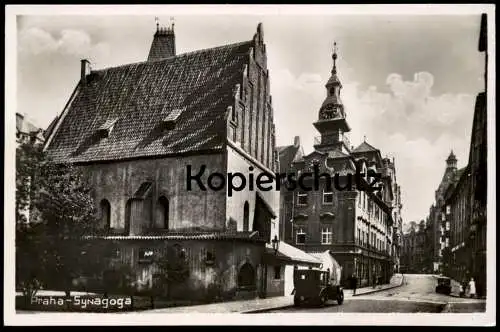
148;17;176;61
313;42;351;154
446;150;458;171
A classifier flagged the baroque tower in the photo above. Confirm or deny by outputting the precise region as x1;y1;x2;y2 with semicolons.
313;42;351;154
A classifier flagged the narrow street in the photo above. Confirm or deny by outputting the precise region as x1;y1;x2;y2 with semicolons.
263;274;486;313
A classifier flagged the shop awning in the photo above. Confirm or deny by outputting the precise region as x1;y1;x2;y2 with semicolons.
263;241;321;266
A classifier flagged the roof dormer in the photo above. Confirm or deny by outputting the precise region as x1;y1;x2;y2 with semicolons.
162;107;185;129
97;118;118;138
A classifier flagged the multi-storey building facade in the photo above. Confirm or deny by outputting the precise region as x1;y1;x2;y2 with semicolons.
277;136;304;243
281;45;402;287
443;13;487;298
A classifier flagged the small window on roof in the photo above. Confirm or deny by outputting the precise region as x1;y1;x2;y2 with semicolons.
97;118;118;137
162;107;185;129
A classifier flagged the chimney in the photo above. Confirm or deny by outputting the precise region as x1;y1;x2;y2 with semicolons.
293;136;300;148
81;59;91;83
148;22;176;61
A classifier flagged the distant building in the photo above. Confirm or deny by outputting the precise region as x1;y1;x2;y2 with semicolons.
426;151;463;273
401;220;431;273
43;22;317;301
16;113;45;147
16;112;45;225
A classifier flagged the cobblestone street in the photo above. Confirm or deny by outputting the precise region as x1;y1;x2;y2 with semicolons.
263;274;486;313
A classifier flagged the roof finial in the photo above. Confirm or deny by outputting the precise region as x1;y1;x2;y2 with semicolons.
332;41;338;74
363;135;367;142
155;16;159;32
170;16;175;30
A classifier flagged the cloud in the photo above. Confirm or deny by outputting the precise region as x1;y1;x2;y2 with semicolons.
18;27;110;59
343;72;474;222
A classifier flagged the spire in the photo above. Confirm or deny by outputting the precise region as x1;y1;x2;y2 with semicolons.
313;41;351;154
326;41;342;88
332;41;338;74
317;41;345;120
147;16;176;61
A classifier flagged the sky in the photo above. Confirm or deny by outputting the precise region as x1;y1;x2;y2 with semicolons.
15;11;485;225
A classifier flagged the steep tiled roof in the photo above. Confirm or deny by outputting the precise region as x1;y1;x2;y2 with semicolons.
44;115;59;139
278;145;300;172
352;141;379;154
45;40;254;163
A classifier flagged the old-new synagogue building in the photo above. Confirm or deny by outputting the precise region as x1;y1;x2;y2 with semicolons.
279;44;404;288
43;22;318;301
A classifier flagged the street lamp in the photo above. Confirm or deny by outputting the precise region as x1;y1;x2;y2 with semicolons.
272;235;280;255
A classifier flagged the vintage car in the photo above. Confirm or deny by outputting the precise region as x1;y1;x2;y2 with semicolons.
291;268;344;307
435;277;452;295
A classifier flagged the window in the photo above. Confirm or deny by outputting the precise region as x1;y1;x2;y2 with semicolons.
274;266;281;280
243;201;250;231
100;199;111;230
205;250;215;265
124;199;132;235
446;205;451;215
157;196;169;229
357;228;361;244
138;248;155;264
323;190;334;204
321;227;332;245
297;192;308;206
296;228;306;244
230;106;236;123
241;107;246;148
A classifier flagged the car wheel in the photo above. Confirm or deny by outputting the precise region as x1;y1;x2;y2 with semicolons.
320;293;328;307
337;291;344;305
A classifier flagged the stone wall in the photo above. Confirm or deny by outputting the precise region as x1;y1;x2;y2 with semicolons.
82;152;227;233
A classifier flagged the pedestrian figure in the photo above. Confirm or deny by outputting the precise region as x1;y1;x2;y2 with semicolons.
459;283;465;297
468;278;476;298
372;274;376;289
352;274;358;295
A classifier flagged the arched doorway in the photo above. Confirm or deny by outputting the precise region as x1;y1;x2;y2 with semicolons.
238;262;255;290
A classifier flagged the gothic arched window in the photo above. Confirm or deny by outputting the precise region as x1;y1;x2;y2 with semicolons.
100;199;111;230
243;201;250;231
124;199;132;235
157;196;169;230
